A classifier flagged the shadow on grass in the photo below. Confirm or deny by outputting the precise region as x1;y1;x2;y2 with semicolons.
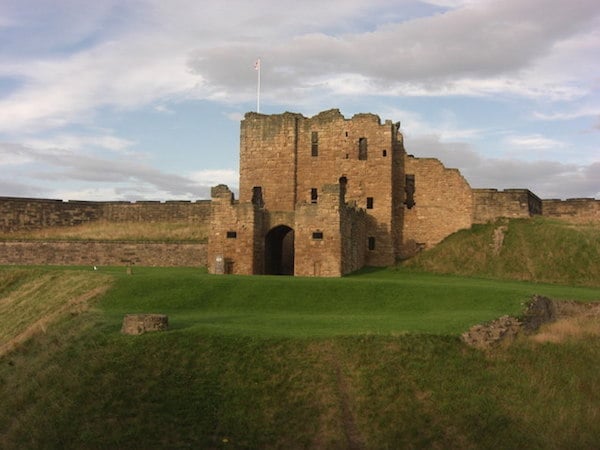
345;266;390;277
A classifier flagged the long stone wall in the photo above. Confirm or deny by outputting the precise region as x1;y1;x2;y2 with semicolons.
0;196;211;232
542;198;600;223
0;240;207;267
473;189;542;223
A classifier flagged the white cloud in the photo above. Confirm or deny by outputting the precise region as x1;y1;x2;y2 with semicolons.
23;134;136;153
0;140;214;200
190;0;600;102
533;106;600;121
188;169;239;193
505;134;566;150
1;0;598;137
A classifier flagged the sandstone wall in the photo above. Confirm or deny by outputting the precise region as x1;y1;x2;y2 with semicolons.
0;197;103;231
542;198;600;223
207;185;262;275
240;112;300;211
239;110;402;268
294;185;344;277
473;189;542;223
102;200;211;223
0;196;211;232
0;241;207;267
402;156;473;253
341;204;367;275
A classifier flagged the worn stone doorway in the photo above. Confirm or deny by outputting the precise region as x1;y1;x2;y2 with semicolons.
265;225;295;275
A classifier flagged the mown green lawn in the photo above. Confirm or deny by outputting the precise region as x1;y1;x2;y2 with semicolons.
1;266;599;449
97;266;599;337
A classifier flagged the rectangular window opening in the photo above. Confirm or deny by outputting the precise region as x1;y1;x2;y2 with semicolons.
311;131;319;157
311;188;318;204
382;149;387;157
366;197;374;209
368;236;376;251
312;231;324;240
405;174;416;209
226;231;237;239
358;137;368;160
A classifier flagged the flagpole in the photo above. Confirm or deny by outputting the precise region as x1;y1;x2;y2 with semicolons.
256;58;261;113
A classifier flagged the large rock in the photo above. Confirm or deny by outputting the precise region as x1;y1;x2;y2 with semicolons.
121;314;168;335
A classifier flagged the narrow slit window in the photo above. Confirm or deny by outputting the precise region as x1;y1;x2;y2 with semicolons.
312;231;323;240
226;231;237;239
251;186;264;207
382;149;387;157
368;237;376;250
311;131;319;157
358;137;368;160
405;175;416;209
366;197;374;209
311;188;318;204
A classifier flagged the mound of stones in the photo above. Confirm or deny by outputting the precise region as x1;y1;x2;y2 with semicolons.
462;295;557;349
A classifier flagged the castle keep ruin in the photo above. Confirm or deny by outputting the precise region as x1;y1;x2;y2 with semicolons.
207;109;597;277
1;109;598;271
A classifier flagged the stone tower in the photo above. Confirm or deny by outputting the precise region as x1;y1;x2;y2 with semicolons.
208;109;406;277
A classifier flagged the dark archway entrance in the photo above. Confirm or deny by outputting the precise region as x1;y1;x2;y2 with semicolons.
265;225;295;275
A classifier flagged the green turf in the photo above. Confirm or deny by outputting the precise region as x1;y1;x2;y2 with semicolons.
1;266;599;449
94;266;599;337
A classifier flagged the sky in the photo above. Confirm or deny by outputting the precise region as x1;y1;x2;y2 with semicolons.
0;0;599;201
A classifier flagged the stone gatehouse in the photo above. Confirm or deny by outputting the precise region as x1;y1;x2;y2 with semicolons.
209;109;483;277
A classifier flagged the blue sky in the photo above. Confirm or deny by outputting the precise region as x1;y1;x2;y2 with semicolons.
1;0;598;201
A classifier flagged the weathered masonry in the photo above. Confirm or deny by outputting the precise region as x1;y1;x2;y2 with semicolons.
205;110;445;276
208;109;598;277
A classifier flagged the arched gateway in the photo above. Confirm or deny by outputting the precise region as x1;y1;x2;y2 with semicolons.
264;225;294;275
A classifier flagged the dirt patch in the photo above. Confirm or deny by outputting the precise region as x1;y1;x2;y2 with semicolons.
312;341;365;450
491;225;508;255
462;295;600;349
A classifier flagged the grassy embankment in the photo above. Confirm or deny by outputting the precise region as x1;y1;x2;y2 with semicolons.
403;217;600;287
1;265;599;449
0;221;208;242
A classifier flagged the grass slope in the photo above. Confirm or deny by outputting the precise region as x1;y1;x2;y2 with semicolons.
0;268;112;356
403;217;600;287
0;221;208;242
1;266;599;448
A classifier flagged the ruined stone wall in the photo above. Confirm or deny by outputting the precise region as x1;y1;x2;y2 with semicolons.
0;240;207;267
401;156;473;253
207;185;262;275
542;198;600;223
0;196;211;232
472;189;542;223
